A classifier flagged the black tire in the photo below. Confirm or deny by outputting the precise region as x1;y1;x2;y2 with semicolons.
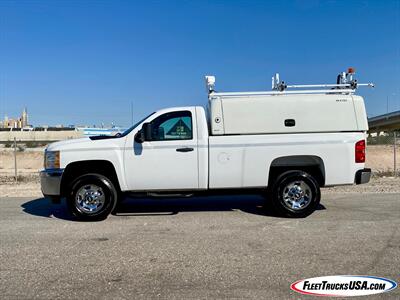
268;170;320;218
66;173;118;221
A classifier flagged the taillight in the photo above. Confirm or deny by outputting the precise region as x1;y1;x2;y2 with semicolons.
355;140;366;163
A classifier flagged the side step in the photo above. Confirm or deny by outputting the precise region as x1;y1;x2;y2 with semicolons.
147;192;194;198
125;192;194;198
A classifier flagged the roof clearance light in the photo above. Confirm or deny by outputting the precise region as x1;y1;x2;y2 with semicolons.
348;67;355;74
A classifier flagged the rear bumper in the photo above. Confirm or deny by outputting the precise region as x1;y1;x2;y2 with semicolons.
355;168;371;184
40;169;64;198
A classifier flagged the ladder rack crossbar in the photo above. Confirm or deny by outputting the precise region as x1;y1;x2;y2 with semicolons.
211;89;356;97
286;83;374;89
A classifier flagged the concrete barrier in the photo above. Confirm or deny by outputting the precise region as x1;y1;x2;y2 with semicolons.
0;131;84;142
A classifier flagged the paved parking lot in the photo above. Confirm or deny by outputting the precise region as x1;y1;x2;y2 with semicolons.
0;193;399;299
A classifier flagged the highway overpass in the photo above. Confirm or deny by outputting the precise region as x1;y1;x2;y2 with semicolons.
368;110;400;133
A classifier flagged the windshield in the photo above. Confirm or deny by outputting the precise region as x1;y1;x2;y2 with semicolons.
119;112;155;137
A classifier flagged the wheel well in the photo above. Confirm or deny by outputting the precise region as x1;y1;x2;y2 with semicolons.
60;160;121;197
268;155;325;187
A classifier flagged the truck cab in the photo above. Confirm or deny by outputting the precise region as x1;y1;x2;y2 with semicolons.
124;106;209;191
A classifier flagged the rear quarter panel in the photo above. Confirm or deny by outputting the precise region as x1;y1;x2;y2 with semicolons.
208;132;366;188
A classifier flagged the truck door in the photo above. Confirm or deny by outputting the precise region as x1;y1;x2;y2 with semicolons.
125;109;199;191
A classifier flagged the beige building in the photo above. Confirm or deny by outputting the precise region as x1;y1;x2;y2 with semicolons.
0;108;29;129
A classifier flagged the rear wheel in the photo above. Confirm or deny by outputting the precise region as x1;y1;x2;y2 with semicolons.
268;170;320;217
67;173;118;221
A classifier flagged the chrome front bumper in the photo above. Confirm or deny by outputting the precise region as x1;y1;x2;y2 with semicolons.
40;169;64;197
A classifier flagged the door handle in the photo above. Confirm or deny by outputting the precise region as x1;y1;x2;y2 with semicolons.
176;147;194;152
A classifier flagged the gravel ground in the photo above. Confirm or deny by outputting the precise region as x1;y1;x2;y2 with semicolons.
323;176;400;194
0;174;42;198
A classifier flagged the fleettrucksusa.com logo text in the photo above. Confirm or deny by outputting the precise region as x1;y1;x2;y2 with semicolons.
291;275;397;297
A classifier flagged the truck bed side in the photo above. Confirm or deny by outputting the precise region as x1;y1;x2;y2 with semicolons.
208;132;366;188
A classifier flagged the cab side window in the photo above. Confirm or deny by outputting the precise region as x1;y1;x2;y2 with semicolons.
150;111;192;141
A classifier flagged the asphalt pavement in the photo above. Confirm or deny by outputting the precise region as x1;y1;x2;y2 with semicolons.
0;193;399;299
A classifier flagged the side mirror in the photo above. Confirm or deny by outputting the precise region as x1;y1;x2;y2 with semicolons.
134;130;145;143
134;123;152;143
142;122;152;141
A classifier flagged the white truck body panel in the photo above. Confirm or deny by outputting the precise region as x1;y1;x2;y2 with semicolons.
48;137;129;190
195;107;209;189
123;107;199;191
209;94;368;135
352;95;369;131
208;132;366;188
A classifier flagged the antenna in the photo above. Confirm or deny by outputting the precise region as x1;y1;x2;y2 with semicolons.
131;101;134;125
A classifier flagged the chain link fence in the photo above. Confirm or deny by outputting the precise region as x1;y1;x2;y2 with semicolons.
0;138;46;183
367;131;399;176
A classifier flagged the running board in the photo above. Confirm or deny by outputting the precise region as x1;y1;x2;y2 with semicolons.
147;192;194;198
124;191;195;198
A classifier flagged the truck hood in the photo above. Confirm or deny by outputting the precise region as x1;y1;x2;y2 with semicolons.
46;136;125;152
46;138;92;151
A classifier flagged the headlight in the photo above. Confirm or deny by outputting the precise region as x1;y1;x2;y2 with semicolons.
44;151;60;169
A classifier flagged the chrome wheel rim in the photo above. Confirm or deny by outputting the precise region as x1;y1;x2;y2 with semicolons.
75;184;105;214
282;180;312;210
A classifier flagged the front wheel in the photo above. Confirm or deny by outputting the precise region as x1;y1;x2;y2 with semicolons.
67;173;118;221
268;170;320;218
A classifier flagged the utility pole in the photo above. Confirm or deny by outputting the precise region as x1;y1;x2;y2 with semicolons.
394;131;397;177
14;137;17;182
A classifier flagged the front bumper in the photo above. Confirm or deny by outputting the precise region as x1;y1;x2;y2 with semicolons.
355;168;371;184
40;169;64;197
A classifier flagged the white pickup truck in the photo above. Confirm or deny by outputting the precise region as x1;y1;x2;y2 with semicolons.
40;70;372;220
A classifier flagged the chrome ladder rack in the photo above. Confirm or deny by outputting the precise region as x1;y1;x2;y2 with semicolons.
205;68;374;98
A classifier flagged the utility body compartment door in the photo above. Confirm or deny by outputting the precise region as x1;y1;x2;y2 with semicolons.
124;108;199;191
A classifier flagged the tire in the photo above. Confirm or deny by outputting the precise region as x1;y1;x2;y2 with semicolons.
268;170;320;218
66;173;118;221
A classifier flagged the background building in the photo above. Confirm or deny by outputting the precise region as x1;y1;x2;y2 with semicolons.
0;108;30;129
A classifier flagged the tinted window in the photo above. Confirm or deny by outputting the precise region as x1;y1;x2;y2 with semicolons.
150;111;192;141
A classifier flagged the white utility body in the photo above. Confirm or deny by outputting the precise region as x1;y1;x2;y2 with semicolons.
41;69;373;220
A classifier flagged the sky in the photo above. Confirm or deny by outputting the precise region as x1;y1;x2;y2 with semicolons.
1;0;399;127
